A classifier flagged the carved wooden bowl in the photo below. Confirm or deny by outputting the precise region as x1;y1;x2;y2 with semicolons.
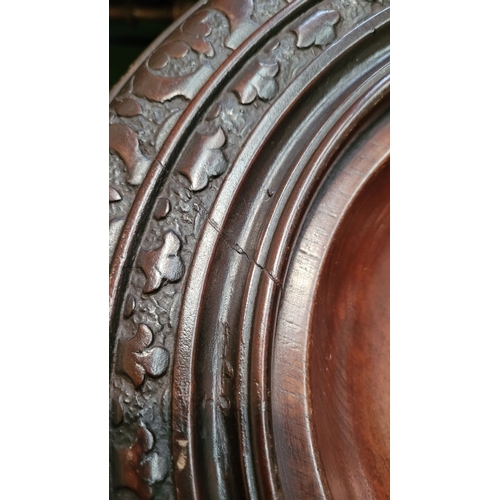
109;1;390;498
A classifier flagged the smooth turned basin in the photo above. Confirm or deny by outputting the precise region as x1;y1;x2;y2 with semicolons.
310;161;390;499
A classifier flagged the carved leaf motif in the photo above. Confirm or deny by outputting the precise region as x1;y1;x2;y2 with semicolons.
143;452;168;484
113;423;166;499
208;0;253;30
109;124;149;185
185;36;214;57
206;103;222;121
148;10;213;70
233;60;279;104
207;0;258;49
124;294;136;318
119;324;169;387
154;198;171;220
149;42;189;69
293;9;341;48
109;186;122;202
138;230;185;293
133;64;214;103
178;128;227;191
180;10;214;56
183;10;212;38
110;395;124;426
149;37;212;68
134;9;217;101
114;98;142;117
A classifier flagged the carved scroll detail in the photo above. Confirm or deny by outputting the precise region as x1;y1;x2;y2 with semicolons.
233;59;280;104
138;230;185;294
293;9;341;48
208;0;258;49
114;98;142;117
149;10;215;69
109;186;122;202
133;64;214;103
133;8;221;103
178;128;227;191
109;124;150;186
124;294;136;318
118;323;169;388
113;423;167;499
154;198;171;220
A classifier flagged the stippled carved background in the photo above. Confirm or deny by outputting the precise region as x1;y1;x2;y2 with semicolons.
109;1;388;498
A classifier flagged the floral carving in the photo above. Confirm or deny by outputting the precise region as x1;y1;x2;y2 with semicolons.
138;230;185;294
178;128;227;191
118;323;169;388
208;0;258;49
124;294;136;318
113;423;167;499
233;59;279;104
109;186;122;202
133;64;214;103
154;198;171;220
148;10;215;70
133;8;219;103
293;9;341;48
110;1;388;497
207;103;222;120
114;98;142;117
111;394;124;426
109;124;150;185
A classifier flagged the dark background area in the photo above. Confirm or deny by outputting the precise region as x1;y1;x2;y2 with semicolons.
109;0;196;89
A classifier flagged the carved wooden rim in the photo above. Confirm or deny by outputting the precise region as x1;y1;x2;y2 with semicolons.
109;1;205;103
174;23;389;499
110;2;390;498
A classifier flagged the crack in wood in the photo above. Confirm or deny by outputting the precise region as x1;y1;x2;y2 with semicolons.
193;198;282;287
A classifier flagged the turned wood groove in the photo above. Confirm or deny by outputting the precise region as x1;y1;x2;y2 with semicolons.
110;2;390;498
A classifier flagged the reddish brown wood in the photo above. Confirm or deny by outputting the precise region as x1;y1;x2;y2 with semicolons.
109;1;390;498
310;128;390;500
272;115;389;500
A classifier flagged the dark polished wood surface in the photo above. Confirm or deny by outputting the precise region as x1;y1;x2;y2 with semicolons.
109;1;390;498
